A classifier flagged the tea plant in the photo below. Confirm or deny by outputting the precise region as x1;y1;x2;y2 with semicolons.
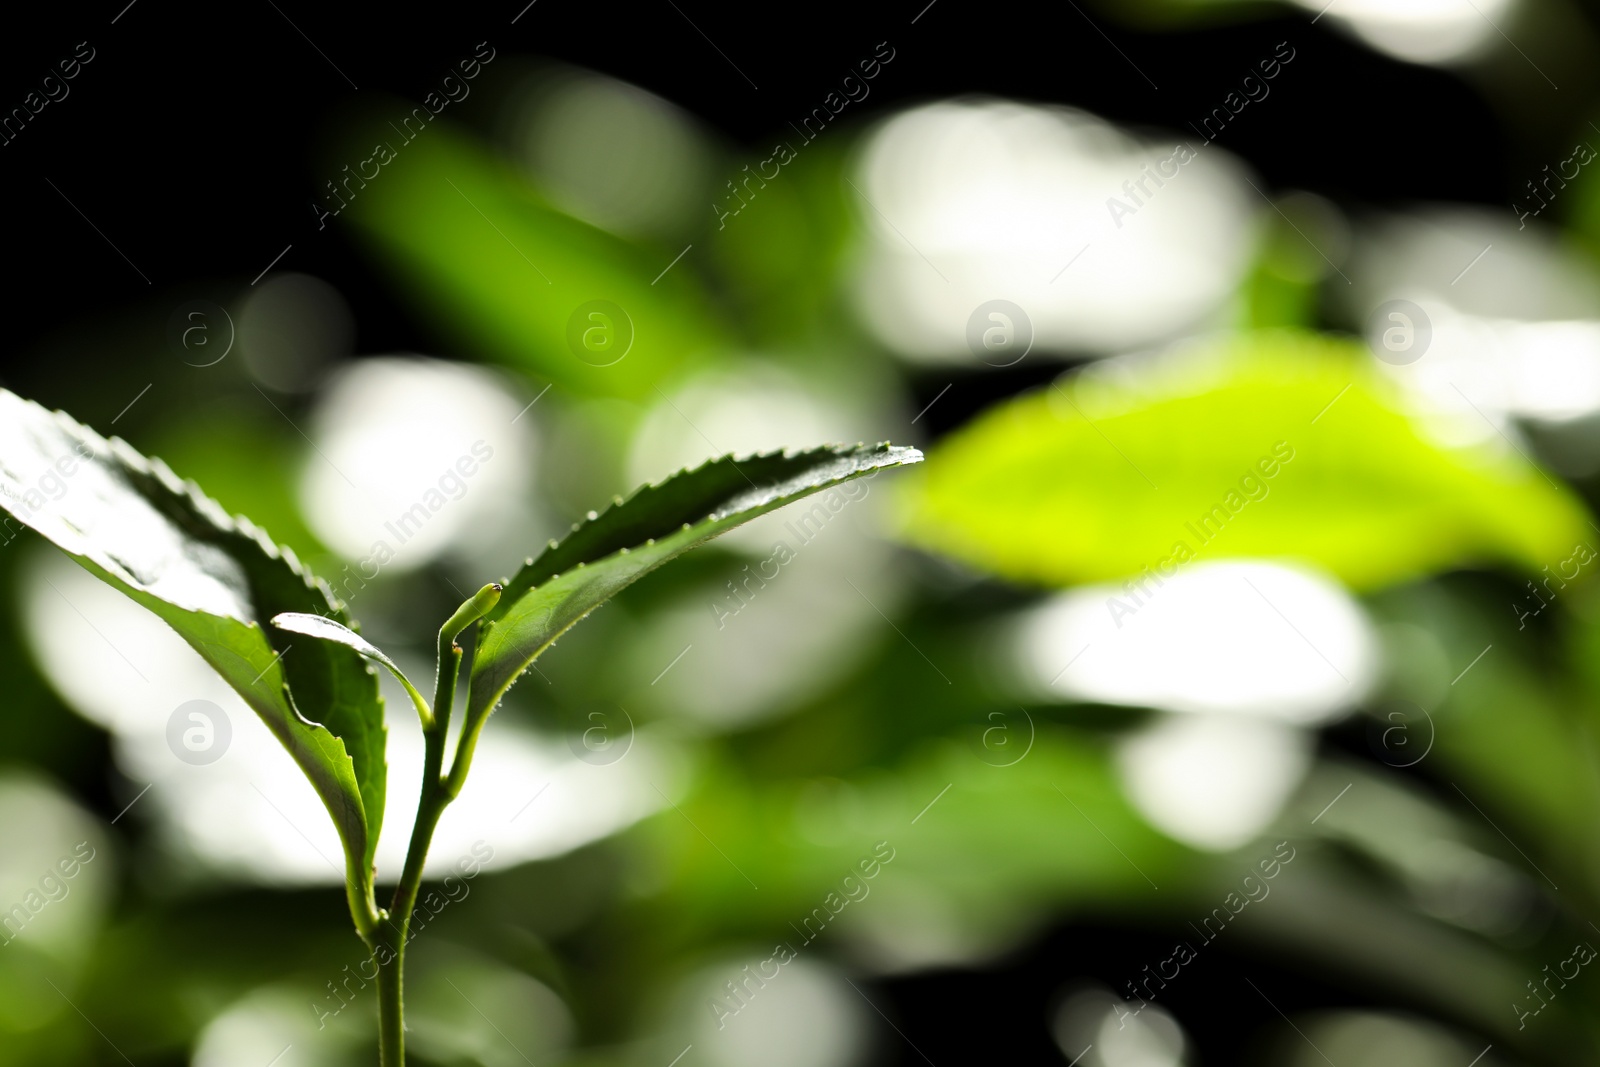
0;387;920;1065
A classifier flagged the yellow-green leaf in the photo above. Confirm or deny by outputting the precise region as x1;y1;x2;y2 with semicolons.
902;331;1590;590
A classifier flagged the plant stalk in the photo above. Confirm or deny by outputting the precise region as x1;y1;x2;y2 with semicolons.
374;925;404;1066
373;584;500;1067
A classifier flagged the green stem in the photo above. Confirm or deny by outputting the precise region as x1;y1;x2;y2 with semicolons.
372;583;501;1067
375;925;403;1067
345;868;381;946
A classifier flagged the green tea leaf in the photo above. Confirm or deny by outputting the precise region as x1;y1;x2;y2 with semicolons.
462;444;922;743
273;613;429;728
0;390;386;902
902;331;1590;590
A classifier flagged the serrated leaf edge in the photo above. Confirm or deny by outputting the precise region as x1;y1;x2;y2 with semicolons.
24;397;382;828
489;441;921;614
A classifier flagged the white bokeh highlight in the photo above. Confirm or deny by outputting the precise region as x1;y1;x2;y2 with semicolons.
1018;561;1377;725
239;272;353;393
1054;988;1192;1067
21;549;672;886
1116;714;1313;852
298;357;533;571
692;956;869;1067
1350;209;1600;455
627;364;876;502
1015;560;1374;852
0;775;111;959
1289;0;1518;66
507;68;711;241
849;100;1258;363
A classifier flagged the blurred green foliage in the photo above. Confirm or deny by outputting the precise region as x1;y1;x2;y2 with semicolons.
15;31;1600;1067
338;106;731;401
902;331;1590;591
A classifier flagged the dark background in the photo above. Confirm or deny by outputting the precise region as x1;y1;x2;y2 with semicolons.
0;1;1517;380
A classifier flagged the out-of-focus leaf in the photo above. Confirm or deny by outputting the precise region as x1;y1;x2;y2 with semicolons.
637;733;1184;952
0;390;385;896
640;741;1536;1042
1368;579;1600;898
902;332;1590;590
463;444;922;740
1442;647;1600;880
707;137;858;341
333;108;728;399
1239;206;1328;330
